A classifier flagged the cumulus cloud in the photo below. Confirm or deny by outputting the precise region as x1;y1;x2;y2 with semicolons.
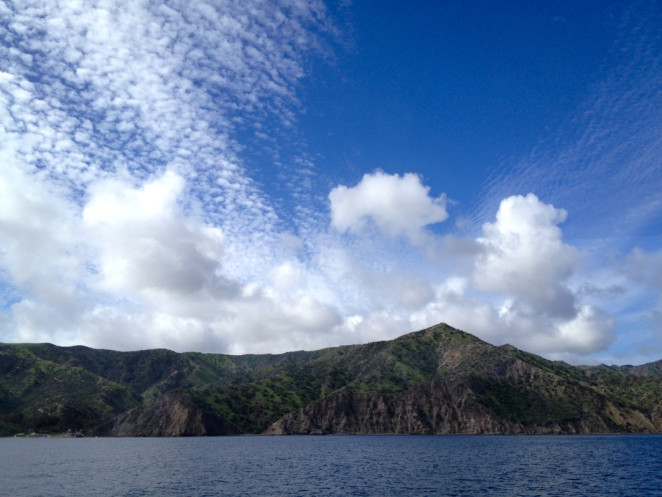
0;164;348;354
0;145;620;359
410;278;614;359
407;194;616;358
0;159;76;296
410;277;503;342
550;306;615;354
0;156;84;343
83;171;236;301
329;171;448;243
473;193;580;318
0;148;621;360
76;172;350;353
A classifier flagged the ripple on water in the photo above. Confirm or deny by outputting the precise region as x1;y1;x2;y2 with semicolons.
1;435;661;496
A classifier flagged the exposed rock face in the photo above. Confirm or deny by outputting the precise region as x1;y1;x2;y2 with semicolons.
97;391;234;437
265;377;662;435
265;380;493;435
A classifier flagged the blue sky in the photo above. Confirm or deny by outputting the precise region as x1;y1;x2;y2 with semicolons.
1;0;661;365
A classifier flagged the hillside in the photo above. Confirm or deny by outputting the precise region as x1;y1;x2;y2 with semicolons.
1;323;662;436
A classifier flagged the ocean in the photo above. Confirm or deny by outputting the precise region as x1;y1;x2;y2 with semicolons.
1;434;661;496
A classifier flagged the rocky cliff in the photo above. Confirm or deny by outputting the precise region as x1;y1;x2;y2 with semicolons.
94;390;234;437
265;377;662;435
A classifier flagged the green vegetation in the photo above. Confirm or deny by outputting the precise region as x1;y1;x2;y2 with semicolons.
476;376;583;426
2;322;662;436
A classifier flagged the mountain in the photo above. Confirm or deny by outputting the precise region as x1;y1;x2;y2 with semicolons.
1;323;662;436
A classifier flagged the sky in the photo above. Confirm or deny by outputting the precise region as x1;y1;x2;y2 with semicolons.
1;0;661;365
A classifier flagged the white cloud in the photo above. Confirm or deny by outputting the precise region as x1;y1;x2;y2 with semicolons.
473;193;580;318
0;156;84;342
221;291;343;354
0;163;348;354
77;172;348;354
83;171;235;301
329;171;448;243
335;311;410;345
0;134;624;360
552;305;615;354
410;277;503;342
408;195;617;358
410;278;615;359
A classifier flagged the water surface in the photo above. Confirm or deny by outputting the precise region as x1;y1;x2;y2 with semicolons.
2;435;661;496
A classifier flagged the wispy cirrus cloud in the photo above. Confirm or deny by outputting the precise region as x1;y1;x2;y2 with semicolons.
455;2;662;363
474;2;662;245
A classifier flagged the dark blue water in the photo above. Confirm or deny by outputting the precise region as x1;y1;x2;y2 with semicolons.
1;435;661;496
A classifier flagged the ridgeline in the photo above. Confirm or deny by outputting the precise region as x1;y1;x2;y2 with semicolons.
2;323;661;436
